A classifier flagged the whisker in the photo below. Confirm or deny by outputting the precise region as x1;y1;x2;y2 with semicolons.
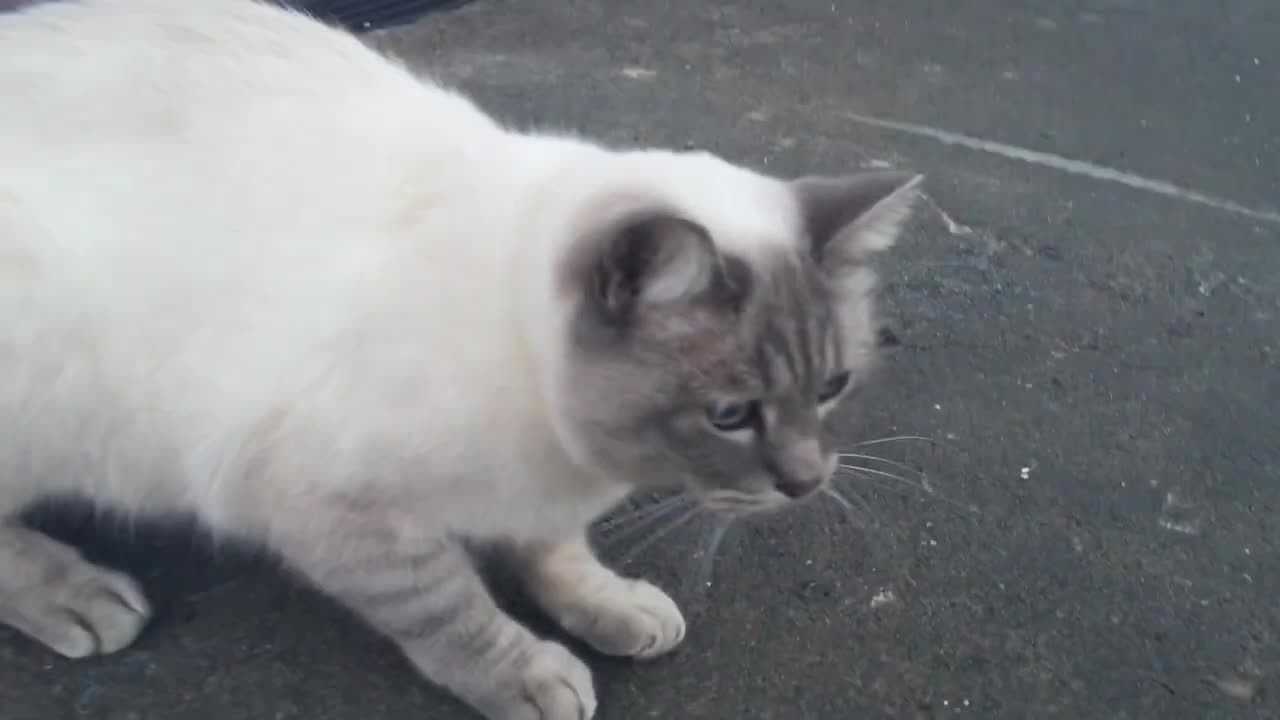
600;492;689;525
693;520;731;590
849;435;960;451
836;467;977;514
837;452;928;478
821;486;873;527
597;495;693;544
840;473;970;516
835;472;915;499
822;485;856;512
701;491;770;516
703;500;760;514
837;463;930;492
821;497;851;566
616;506;703;566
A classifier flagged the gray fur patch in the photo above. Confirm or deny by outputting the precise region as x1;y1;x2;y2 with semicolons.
556;171;918;509
561;246;879;505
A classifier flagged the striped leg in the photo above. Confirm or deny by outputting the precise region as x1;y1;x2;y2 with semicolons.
279;529;596;720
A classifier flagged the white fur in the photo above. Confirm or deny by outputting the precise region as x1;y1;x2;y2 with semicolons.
0;0;805;545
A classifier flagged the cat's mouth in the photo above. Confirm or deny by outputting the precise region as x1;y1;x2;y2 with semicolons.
694;454;839;517
699;488;804;517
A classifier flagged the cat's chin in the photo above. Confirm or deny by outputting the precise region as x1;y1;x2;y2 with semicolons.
693;487;794;517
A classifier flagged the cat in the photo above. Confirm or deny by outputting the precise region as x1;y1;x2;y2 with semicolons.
0;1;921;718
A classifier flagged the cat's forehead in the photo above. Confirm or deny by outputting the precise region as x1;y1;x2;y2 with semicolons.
633;151;802;255
714;251;875;394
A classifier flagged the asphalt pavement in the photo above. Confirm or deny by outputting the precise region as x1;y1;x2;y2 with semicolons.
4;1;1277;718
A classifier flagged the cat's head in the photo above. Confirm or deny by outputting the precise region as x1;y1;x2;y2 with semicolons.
542;151;920;516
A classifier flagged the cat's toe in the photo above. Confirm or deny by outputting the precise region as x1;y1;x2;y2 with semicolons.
67;568;151;655
520;641;597;720
478;641;596;720
6;565;150;659
562;579;685;660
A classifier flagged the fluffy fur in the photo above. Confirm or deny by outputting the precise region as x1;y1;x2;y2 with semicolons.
0;1;921;718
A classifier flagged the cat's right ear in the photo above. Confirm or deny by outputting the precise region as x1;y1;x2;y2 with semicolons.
562;208;719;329
792;171;923;271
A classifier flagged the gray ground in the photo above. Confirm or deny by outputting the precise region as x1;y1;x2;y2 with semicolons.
5;1;1279;718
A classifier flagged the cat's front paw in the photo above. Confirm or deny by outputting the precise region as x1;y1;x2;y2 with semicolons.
557;579;685;660
475;641;597;720
0;533;150;659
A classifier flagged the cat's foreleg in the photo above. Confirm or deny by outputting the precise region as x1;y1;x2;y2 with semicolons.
278;524;596;720
508;535;686;659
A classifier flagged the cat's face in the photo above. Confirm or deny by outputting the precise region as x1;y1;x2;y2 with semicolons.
550;160;921;517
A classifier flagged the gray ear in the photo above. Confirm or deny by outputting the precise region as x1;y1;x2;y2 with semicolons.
570;209;717;325
792;171;923;268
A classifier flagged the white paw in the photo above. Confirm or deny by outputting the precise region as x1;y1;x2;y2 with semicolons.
3;563;150;659
478;641;597;720
559;579;686;660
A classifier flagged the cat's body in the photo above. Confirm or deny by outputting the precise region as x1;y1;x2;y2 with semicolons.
0;2;920;718
0;0;617;541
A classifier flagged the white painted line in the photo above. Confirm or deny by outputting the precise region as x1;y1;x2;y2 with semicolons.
842;111;1280;225
922;193;975;236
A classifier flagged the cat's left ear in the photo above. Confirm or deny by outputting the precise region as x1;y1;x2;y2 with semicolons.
563;205;721;328
792;171;923;270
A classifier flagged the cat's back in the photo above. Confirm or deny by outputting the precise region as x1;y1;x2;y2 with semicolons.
0;0;501;256
0;0;554;516
0;0;447;138
0;0;506;323
0;0;526;486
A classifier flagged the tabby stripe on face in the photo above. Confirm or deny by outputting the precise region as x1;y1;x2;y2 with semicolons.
820;302;839;380
804;278;837;384
757;323;797;391
819;282;844;375
755;341;777;390
815;306;837;382
782;270;808;384
799;261;832;384
754;260;838;395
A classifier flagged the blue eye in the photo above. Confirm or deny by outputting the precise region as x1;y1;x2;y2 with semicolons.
817;371;851;402
705;400;758;431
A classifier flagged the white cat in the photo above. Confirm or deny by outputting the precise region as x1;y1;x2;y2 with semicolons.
0;1;921;718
